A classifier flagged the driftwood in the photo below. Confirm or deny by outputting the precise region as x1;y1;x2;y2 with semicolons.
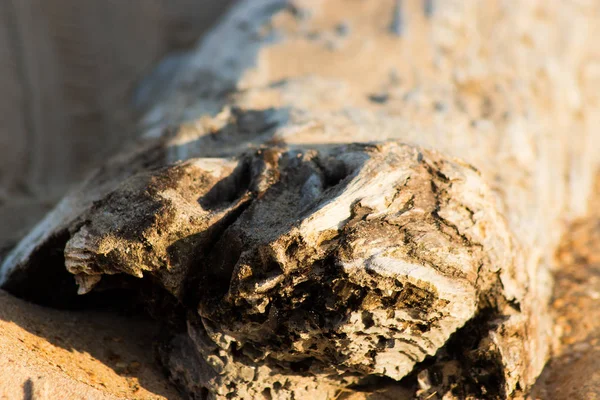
2;0;600;398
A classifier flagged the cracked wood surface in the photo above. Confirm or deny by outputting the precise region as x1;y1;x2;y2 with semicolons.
2;0;600;399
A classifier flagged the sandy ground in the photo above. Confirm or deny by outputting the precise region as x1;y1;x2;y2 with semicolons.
531;182;600;399
0;290;181;399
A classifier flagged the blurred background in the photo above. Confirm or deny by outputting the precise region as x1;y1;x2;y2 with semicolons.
0;0;234;248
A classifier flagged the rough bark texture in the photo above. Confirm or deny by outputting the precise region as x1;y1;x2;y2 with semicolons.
2;0;600;399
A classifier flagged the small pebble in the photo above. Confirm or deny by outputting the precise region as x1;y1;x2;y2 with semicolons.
288;5;312;21
369;93;390;104
335;22;351;37
424;0;435;17
390;0;405;36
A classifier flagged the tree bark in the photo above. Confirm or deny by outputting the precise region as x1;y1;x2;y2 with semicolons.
2;0;600;398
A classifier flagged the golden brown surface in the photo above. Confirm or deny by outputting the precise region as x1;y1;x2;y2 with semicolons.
0;290;180;399
531;178;600;400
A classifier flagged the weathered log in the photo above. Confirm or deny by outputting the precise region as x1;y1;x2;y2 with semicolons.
2;0;600;398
